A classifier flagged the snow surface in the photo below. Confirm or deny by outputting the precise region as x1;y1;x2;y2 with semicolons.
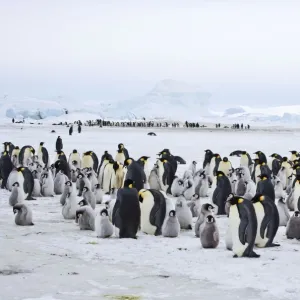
1;125;300;300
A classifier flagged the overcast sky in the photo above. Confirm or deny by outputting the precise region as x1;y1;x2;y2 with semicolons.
0;0;299;108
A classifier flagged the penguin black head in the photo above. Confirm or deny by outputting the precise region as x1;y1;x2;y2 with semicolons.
296;175;300;183
83;186;89;192
202;203;214;212
251;194;265;203
192;161;197;165
124;179;135;188
108;158;114;164
124;158;133;166
76;209;85;219
242;151;247;155
40;142;44;146
254;151;261;155
294;211;300;217
139;156;150;162
192;193;199;200
84;151;93;156
227;196;244;206
206;215;215;223
77;173;83;179
117;149;123;153
15;146;19;150
16;167;25;173
290;150;298;155
158;149;170;156
78;199;88;206
204;149;212;153
13;204;22;214
29;147;35;154
213;153;221;158
42;173;48;178
258;174;269;180
12;182;19;187
100;209;109;217
118;143;124;150
65;181;72;186
282;157;288;162
223;157;229;162
73;149;77;154
169;210;176;217
177;179;184;186
278;197;286;204
95;183;100;189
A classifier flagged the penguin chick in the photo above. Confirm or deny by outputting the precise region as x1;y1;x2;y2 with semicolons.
183;179;195;200
60;181;73;206
41;172;54;197
195;203;214;237
275;179;285;199
77;172;91;196
9;182;24;206
171;177;185;197
13;203;34;226
175;195;193;230
94;183;103;204
188;161;197;176
95;209;114;238
162;210;180;238
277;198;290;226
32;178;42;197
76;206;95;230
200;215;219;249
62;191;77;220
54;170;67;195
286;211;300;239
83;186;96;209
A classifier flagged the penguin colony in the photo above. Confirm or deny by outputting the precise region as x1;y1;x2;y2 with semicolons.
1;139;300;258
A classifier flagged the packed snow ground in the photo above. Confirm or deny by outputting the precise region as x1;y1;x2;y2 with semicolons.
1;125;300;300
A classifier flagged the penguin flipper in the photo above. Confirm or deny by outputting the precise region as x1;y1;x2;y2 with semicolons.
246;251;260;258
260;215;271;239
238;218;248;245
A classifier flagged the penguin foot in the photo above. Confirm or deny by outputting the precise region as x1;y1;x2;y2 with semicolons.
248;251;260;258
267;243;280;247
30;223;34;226
26;197;36;200
187;225;192;230
233;254;238;258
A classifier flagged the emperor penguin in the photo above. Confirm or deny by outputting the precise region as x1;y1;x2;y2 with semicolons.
254;151;267;164
77;172;91;196
83;186;96;209
60;181;73;206
281;157;293;187
124;158;146;192
156;158;171;193
32;177;42;197
157;149;178;188
293;175;300;211
83;151;99;173
274;178;285;199
138;189;166;235
76;206;95;230
162;210;180;238
209;153;222;178
86;170;98;191
148;165;161;190
68;149;81;169
11;146;20;163
171;177;185;197
112;161;125;190
286;211;300;239
256;174;275;202
227;196;260;258
188;161;197;176
0;151;14;189
200;215;220;249
98;150;113;173
18;145;35;166
212;171;232;215
13;203;34;226
115;148;126;164
62;189;78;219
37;142;49;167
203;149;214;169
94;183;103;204
3;142;15;156
277;198;290;226
98;153;111;188
252;194;280;248
195;203;214;237
15;167;35;200
56;150;67;162
41;172;54;197
269;154;282;176
137;156;151;184
54;170;67;195
290;150;299;162
218;157;232;176
102;159;115;194
56;136;63;152
175;195;193;230
9;182;24;206
95;209;114;238
118;143;129;161
112;179;141;239
183;179;195;200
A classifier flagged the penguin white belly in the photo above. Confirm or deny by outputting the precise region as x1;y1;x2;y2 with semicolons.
115;153;125;164
157;163;168;192
98;161;108;187
253;203;268;247
209;160;216;178
218;162;231;176
7;171;22;191
293;186;300;211
103;165;113;193
240;156;248;167
210;176;217;194
255;165;261;183
229;205;249;256
267;158;274;170
225;222;233;250
23;149;32;166
140;198;157;235
82;156;93;169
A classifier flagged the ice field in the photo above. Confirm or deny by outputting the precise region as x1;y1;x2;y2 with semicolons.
1;124;300;300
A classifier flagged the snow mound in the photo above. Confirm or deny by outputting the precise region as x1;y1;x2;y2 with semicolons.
0;98;67;120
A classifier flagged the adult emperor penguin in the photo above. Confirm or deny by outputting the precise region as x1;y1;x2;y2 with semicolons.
115;148;126;164
112;179;141;239
281;157;293;187
277;198;290;226
200;215;220;249
37;142;49;167
54;159;71;179
162;210;180;238
0;151;14;189
218;157;232;176
290;150;299;162
286;211;300;239
9;182;24;206
269;154;282;176
203;149;214;169
76;206;95;230
95;209;114;238
68;149;81;169
112;161;125;190
256;174;275;202
98;151;113;173
292;175;300;211
13;203;34;226
157;149;177;186
3;142;15;156
227;196;260;258
252;194;280;248
209;153;222;178
82;151;99;173
137;156;151;183
229;150;253;170
156;158;172;193
11;146;20;162
18;145;35;166
102;159;115;194
212;171;232;215
16;167;35;200
138;188;166;236
56;150;67;162
124;158;146;192
254;151;267;164
56;136;63;152
118;143;129;161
